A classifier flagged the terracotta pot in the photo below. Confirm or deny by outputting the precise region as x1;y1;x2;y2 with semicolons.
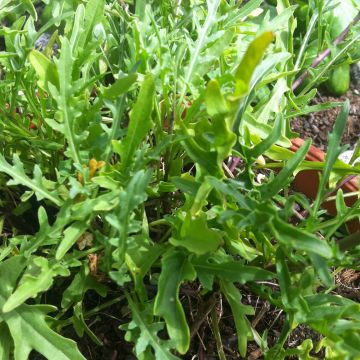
290;138;359;233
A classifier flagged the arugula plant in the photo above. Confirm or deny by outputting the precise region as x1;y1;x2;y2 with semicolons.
0;0;359;359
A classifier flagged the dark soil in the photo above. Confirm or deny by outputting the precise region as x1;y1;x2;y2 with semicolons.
291;88;360;151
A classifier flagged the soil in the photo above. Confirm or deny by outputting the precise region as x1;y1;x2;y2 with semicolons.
291;87;360;151
29;272;360;360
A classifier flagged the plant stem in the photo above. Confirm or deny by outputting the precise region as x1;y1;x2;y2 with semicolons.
104;97;126;162
149;219;169;227
294;11;318;70
292;11;360;92
59;296;124;328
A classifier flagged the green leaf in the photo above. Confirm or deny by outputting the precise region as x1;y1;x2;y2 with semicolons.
118;74;155;169
135;0;146;18
206;176;253;209
243;113;291;147
72;302;103;346
234;52;291;131
61;264;107;309
262;157;360;178
182;0;221;95
102;74;137;100
205;79;228;117
180;127;221;176
312;101;349;215
22;205;71;257
190;180;213;215
3;257;69;313
205;80;237;164
69;5;85;52
171;175;201;197
0;257;84;359
276;248;293;308
236;0;264;19
335;190;347;217
233;32;274;98
56;221;89;260
79;0;105;48
244;114;282;160
2;304;85;360
255;78;288;125
0;155;62;206
220;281;254;357
170;212;222;255
54;36;81;164
192;257;274;283
285;102;343;120
22;0;37;20
231;32;278;133
105;170;152;262
0;256;27;298
124;295;180;360
28;50;59;91
308;253;332;287
302;32;360;94
38;12;74;36
0;322;11;359
260;139;311;200
126;239;166;302
154;250;196;354
271;217;333;258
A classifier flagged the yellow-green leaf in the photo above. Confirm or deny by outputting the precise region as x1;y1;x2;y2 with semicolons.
170;212;222;255
28;50;59;91
205;79;228;116
233;32;274;97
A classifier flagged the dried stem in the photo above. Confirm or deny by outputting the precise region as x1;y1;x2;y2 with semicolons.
190;294;217;340
323;175;357;200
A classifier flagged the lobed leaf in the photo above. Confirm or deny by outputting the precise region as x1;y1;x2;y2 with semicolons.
3;258;70;313
170;212;222;255
220;281;254;357
0;257;85;359
125;294;180;360
0;155;62;206
154;250;196;354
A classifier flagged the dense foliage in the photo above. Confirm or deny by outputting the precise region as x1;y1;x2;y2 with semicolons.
0;0;360;359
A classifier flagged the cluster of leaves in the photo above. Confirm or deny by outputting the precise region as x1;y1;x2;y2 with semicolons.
0;0;360;359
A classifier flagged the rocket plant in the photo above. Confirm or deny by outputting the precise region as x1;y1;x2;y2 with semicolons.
0;0;360;359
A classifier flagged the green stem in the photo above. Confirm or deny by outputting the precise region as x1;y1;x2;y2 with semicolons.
326;197;360;239
104;96;126;162
59;296;124;328
61;98;81;164
149;219;169;227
